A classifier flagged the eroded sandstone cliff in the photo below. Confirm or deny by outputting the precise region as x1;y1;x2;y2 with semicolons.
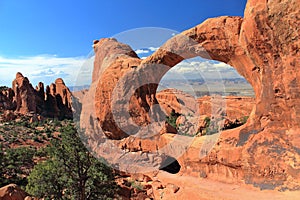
0;73;73;120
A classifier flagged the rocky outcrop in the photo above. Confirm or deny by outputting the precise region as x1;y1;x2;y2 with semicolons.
35;82;45;114
156;89;254;135
85;0;299;190
0;88;15;111
0;184;28;200
44;79;73;119
55;78;72;111
92;38;142;139
12;73;36;114
44;84;60;118
1;73;73;120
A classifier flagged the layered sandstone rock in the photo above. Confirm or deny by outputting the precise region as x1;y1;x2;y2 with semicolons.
2;73;73;119
12;73;36;114
43;79;73;119
35;82;45;114
92;38;142;139
44;78;73;119
44;84;60;118
87;0;299;190
55;78;72;110
156;89;254;135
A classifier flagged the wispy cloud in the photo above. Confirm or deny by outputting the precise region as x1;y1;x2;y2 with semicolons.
31;68;68;77
135;47;159;57
135;49;150;54
0;55;91;87
148;47;159;51
162;59;243;80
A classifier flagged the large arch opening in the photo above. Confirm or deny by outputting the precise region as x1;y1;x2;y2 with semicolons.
157;57;255;97
156;57;255;135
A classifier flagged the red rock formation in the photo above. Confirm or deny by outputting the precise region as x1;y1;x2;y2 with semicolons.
92;38;142;139
12;72;36;114
87;0;300;190
44;84;59;118
55;78;72;110
196;96;254;121
44;80;73;119
2;72;73;119
54;78;73;119
0;88;15;111
156;89;254;135
35;82;45;114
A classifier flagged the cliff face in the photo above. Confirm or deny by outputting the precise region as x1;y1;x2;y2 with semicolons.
86;0;300;190
1;72;73;120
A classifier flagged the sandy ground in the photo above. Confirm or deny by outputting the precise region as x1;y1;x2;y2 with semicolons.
153;171;300;200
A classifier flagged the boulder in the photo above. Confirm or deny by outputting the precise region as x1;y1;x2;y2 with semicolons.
0;184;27;200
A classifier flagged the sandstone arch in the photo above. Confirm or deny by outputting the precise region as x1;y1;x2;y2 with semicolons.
85;0;299;189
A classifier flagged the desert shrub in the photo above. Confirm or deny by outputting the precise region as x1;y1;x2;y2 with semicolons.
166;109;180;129
240;116;249;124
204;117;219;135
0;146;36;188
129;180;143;191
33;136;40;142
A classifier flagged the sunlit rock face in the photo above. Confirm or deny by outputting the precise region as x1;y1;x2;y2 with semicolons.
87;0;300;190
8;72;72;119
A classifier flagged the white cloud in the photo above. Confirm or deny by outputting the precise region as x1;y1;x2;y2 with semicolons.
0;55;90;87
135;49;150;54
148;47;159;52
134;47;159;55
31;68;68;77
163;59;243;80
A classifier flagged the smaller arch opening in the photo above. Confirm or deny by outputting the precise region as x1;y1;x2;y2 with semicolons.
159;156;181;174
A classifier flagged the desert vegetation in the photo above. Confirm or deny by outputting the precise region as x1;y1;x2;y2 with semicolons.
0;116;119;199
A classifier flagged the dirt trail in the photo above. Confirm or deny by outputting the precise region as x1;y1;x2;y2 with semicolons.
154;171;300;200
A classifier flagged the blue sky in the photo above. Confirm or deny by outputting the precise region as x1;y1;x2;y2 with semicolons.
0;0;247;87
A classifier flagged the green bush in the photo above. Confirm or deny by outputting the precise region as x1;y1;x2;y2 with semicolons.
240;116;249;124
166;109;179;129
0;146;36;188
204;117;219;135
130;180;143;191
26;123;118;200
